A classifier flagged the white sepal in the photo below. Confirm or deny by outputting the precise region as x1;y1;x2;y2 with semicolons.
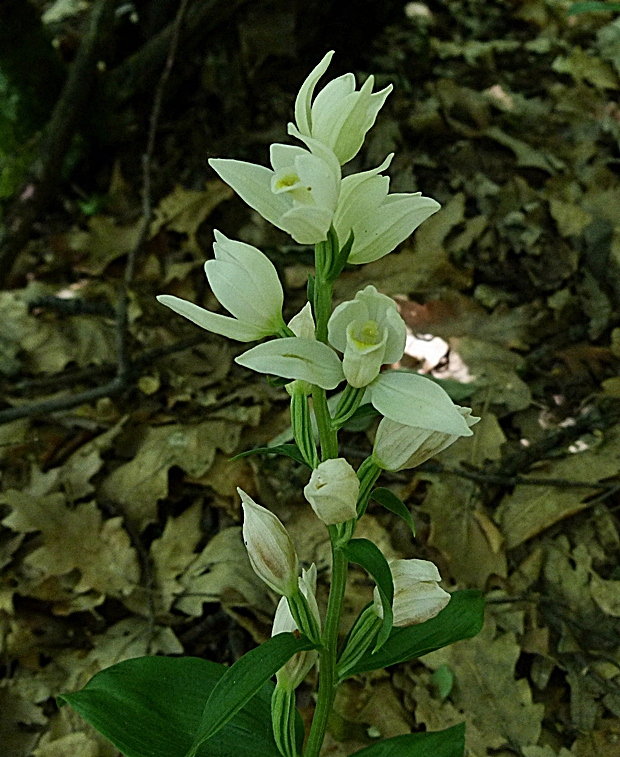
235;337;344;390
328;285;406;388
331;157;440;265
372;408;481;471
368;371;475;436
373;559;451;627
304;458;359;525
239;488;299;597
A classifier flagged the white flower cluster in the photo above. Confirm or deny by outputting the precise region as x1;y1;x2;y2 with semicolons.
157;53;480;687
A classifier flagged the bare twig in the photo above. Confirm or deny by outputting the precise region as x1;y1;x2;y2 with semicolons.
422;460;619;494
0;0;192;430
0;0;115;286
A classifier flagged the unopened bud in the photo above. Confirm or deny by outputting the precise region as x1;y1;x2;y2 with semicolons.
304;458;359;525
239;488;299;597
374;559;450;627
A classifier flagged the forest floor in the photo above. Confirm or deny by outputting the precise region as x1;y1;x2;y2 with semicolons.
2;0;620;755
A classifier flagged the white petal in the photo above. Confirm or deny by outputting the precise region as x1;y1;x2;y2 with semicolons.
279;205;333;245
272;595;297;636
348;194;441;265
327;298;367;353
393;581;451;626
156;295;267;341
235;337;344;389
334;80;393;164
286;124;342;181
270;143;308;172
288;302;316;339
369;371;475;435
209;158;291;230
391;558;442;584
333;156;392;242
312;83;357;150
295;153;339;212
294;50;335;136
383;306;407;363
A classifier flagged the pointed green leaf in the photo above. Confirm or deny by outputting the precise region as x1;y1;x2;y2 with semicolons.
344;538;393;651
371;488;415;536
58;656;283;757
343;590;484;677
188;632;317;756
350;723;465;757
231;443;309;467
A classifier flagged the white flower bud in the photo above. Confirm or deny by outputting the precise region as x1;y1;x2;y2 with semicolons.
372;407;481;471
373;559;451;627
328;285;406;387
303;458;359;525
272;565;320;688
239;488;299;597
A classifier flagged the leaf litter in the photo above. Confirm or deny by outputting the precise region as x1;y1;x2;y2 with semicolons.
3;0;620;754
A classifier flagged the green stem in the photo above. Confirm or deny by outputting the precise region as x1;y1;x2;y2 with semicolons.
304;544;348;757
312;387;338;461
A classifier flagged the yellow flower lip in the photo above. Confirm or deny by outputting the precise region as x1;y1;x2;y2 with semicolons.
274;173;301;191
350;319;380;349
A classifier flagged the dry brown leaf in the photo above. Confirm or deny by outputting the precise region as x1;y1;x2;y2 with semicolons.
0;491;140;599
495;424;620;549
67;216;144;276
422;617;544;750
149;501;203;613
176;527;273;618
420;476;507;587
149;180;233;253
100;421;241;529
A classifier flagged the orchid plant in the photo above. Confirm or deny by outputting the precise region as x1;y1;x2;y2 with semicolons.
60;53;485;757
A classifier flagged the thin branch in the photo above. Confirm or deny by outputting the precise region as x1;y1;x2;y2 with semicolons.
0;0;116;286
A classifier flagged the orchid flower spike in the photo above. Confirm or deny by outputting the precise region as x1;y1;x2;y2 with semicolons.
372;407;481;471
374;559;451;627
209;139;341;246
239;489;299;597
157;230;285;341
290;51;393;166
328;285;407;387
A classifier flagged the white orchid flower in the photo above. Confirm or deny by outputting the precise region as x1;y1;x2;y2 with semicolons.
332;154;441;265
372;408;481;471
304;458;359;525
235;337;344;390
373;559;450;627
291;50;392;166
288;302;316;339
367;371;474;436
239;488;299;597
328;285;406;387
209;139;341;245
272;564;320;688
157;230;285;341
